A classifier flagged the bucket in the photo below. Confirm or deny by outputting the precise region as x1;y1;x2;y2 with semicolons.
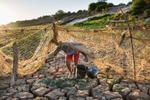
76;64;88;79
86;66;99;79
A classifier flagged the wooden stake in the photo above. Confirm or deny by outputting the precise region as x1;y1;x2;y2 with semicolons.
11;42;18;87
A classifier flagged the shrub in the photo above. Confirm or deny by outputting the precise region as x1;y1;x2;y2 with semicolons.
131;0;147;15
144;9;150;17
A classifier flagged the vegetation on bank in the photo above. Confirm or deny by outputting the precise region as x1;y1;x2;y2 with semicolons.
73;14;114;29
130;0;150;16
72;0;150;29
4;0;150;29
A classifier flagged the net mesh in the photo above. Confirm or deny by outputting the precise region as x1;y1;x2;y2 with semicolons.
0;24;150;81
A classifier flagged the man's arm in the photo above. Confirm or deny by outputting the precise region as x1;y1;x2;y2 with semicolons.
80;51;88;62
53;47;61;56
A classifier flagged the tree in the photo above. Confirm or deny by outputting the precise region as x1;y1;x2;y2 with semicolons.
144;0;150;4
55;10;64;15
88;0;112;13
95;5;103;12
77;10;83;14
131;0;146;15
97;0;107;2
88;3;97;13
107;3;114;7
53;10;65;21
95;1;107;12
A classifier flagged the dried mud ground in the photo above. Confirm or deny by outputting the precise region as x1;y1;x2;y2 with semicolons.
0;50;150;100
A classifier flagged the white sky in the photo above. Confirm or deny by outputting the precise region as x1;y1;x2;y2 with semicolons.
0;0;131;25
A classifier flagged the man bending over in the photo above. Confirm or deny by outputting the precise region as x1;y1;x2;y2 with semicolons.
53;41;88;78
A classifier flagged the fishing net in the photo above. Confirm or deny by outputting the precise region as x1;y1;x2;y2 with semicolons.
0;23;150;81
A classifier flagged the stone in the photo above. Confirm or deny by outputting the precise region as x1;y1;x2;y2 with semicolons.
6;97;19;100
104;91;122;100
146;80;150;85
127;91;150;100
61;88;68;93
86;96;99;100
86;97;94;100
33;74;39;78
45;88;65;99
29;97;48;100
0;84;9;90
87;78;99;88
14;92;34;99
77;78;98;90
76;90;89;97
49;67;57;74
75;81;87;90
58;67;66;73
107;79;118;86
53;71;63;76
3;79;11;85
7;87;18;93
18;85;30;92
99;79;107;85
4;93;14;97
128;83;137;89
63;87;77;97
68;95;77;100
138;84;150;94
45;92;59;100
39;74;45;78
26;79;36;85
33;87;51;96
0;90;7;96
17;86;22;92
149;89;150;95
119;82;128;87
110;98;123;100
113;84;124;92
0;95;9;100
91;86;104;99
99;84;109;91
58;96;67;100
15;79;26;85
119;87;131;98
30;85;40;92
34;78;52;87
76;97;85;100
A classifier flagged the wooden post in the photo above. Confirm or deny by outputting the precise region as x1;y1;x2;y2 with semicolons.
52;23;58;45
11;42;18;87
120;9;136;81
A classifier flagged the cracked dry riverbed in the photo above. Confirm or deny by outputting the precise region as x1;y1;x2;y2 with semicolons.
0;51;150;100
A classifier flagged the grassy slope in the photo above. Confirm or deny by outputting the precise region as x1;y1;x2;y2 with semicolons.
73;14;114;29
